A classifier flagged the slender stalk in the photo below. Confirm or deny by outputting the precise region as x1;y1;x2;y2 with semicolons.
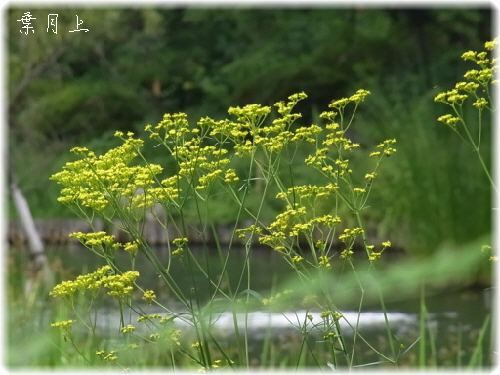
348;260;365;368
355;211;397;362
419;285;427;369
452;106;497;192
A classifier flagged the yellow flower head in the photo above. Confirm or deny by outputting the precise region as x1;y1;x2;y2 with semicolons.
51;320;75;330
142;290;157;304
120;324;136;334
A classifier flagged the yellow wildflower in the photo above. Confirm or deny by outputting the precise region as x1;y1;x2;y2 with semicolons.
142;290;157;304
120;325;136;334
51;320;75;330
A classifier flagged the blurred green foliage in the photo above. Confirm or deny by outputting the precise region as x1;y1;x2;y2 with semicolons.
8;7;492;255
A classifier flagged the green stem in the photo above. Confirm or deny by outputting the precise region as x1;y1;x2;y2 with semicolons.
355;211;397;363
452;106;496;192
475;148;497;192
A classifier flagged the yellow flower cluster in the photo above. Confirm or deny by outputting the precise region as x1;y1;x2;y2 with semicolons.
51;319;75;330
319;110;337;121
306;153;353;177
225;92;310;154
349;89;371;104
437;114;460;127
381;241;392;248
320;310;343;321
304;148;327;169
275;183;338;201
51;133;174;211
260;199;341;252
142;289;157;304
340;248;354;259
264;205;307;234
322;126;360;151
368;252;382;262
96;350;118;361
234;140;254;157
145;112;192;143
223;169;239;183
133;178;180;208
434;89;468;105
275;92;308;115
69;231;120;250
198;117;241;139
53;89;383;233
169;237;188;256
302;90;372;180
338;227;364;243
51;88;399;325
123;240;139;255
235;224;262;239
329;98;350;109
291;124;323;143
254;90;384;260
473;97;488;110
454;81;480;93
50;265;139;298
171;138;237;191
197;169;224;189
172;237;188;254
367;241;392;262
435;39;496;122
364;172;377;181
120;324;136;334
228;103;272;125
137;313;162;322
318;255;331;269
370;139;397;158
309;214;342;227
70;231;143;256
329;89;370;109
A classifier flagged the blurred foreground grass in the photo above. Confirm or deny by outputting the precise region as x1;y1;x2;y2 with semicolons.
7;236;492;369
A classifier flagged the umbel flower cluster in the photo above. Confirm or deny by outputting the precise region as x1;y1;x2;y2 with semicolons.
435;39;496;126
51;88;396;289
51;88;395;269
51;135;176;212
50;88;396;369
50;265;139;298
434;39;496;190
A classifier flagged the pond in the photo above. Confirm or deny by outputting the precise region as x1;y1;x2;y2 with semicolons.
9;244;492;368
